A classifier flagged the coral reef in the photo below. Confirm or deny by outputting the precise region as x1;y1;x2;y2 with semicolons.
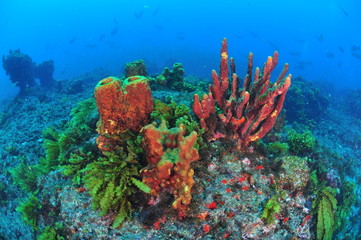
345;89;361;119
153;63;196;92
2;38;360;240
35;60;56;89
125;59;147;77
156;63;184;88
2;49;35;94
193;38;291;147
284;77;329;127
2;50;57;93
94;76;154;151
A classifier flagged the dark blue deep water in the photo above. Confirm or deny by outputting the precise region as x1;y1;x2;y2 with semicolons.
1;0;360;98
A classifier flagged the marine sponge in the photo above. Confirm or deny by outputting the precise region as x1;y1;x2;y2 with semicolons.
94;76;154;151
141;120;199;215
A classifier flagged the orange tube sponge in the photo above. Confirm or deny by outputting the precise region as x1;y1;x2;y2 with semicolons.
141;121;199;214
94;76;153;151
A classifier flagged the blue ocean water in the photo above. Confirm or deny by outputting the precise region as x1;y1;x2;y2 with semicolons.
0;0;360;99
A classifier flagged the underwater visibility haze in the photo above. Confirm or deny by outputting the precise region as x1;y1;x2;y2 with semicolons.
0;0;360;239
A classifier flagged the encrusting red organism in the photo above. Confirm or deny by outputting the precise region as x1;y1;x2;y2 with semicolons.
193;38;291;147
141;120;199;215
94;76;154;151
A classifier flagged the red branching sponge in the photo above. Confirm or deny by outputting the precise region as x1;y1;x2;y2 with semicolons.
193;92;215;130
193;38;291;146
94;76;154;151
141;121;199;215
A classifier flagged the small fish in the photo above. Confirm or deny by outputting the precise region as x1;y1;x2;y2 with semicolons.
351;45;360;51
110;26;118;36
114;18;119;25
69;37;76;44
152;6;160;16
338;5;349;17
351;45;361;59
326;51;334;58
316;34;324;41
134;10;144;19
98;33;106;41
337;46;344;53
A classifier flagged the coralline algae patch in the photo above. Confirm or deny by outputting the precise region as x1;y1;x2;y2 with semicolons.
187;145;312;239
52;139;313;239
58;184;152;239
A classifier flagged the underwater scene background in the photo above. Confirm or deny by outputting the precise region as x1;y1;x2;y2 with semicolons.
0;0;360;239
